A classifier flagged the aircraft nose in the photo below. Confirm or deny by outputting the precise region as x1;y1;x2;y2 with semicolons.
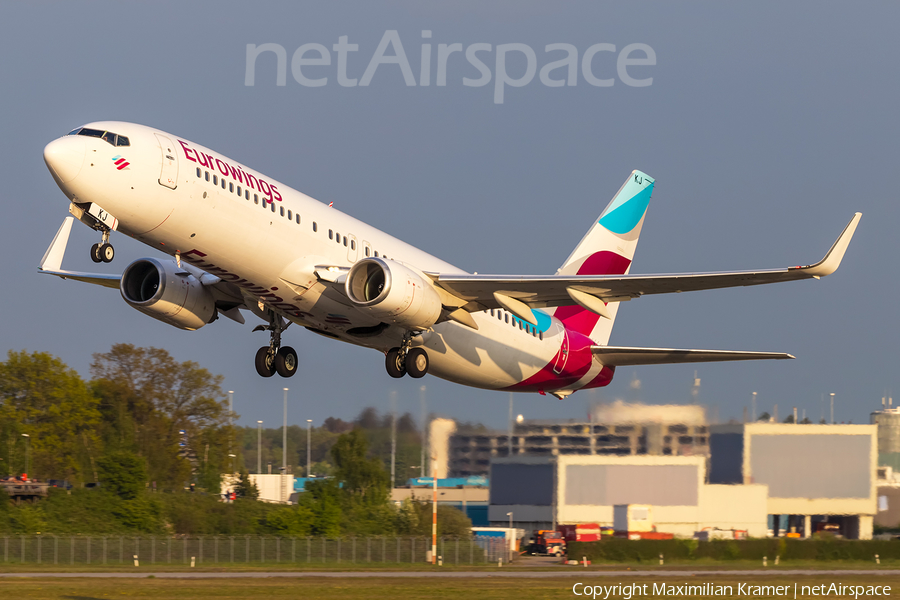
43;136;85;184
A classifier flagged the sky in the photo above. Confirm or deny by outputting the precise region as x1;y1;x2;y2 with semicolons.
1;1;897;431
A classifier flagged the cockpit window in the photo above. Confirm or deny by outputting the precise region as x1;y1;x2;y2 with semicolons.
67;128;81;136
73;128;130;147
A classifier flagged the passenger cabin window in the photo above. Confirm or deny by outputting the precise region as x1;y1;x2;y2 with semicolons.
280;207;285;217
237;186;242;196
271;202;276;213
254;194;259;204
312;222;317;232
229;183;234;193
245;190;250;200
374;251;379;257
328;230;333;240
196;167;201;177
350;240;356;250
295;214;300;224
221;179;226;190
204;171;210;182
343;236;347;247
287;210;292;220
213;175;218;185
365;247;370;257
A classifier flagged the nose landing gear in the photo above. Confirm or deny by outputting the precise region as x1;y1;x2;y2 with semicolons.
385;331;429;379
253;312;298;378
89;231;115;263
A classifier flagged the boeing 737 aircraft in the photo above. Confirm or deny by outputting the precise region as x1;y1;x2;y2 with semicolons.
40;122;860;398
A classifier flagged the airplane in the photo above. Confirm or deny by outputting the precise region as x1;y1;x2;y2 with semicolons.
40;122;861;399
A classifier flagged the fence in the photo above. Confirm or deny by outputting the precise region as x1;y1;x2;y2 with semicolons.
0;535;508;566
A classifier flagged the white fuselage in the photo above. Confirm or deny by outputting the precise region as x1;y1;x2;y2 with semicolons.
44;121;611;395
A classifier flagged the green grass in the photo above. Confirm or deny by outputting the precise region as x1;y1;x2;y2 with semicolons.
1;574;899;599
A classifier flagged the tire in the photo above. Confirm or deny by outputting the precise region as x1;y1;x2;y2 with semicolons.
385;348;406;378
100;244;115;263
255;346;276;377
405;348;429;378
90;243;102;263
275;346;298;378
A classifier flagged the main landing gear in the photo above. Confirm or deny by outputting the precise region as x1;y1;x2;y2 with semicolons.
253;312;298;378
89;230;115;263
385;331;429;379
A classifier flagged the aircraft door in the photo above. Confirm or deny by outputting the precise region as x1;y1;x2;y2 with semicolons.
154;134;179;189
347;234;358;262
552;327;569;374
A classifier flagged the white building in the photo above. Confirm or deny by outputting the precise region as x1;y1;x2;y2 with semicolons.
488;454;768;538
709;423;877;539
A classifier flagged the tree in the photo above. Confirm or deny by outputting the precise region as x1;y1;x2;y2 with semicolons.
757;412;771;422
331;429;390;504
90;344;233;488
97;450;147;499
0;350;101;483
234;468;259;500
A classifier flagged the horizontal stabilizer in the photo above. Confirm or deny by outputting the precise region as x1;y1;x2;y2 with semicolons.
591;345;794;366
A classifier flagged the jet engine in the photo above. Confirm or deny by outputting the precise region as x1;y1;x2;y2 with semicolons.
345;258;442;330
120;258;216;330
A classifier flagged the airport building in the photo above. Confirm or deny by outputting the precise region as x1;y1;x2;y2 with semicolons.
445;402;710;478
487;422;877;539
488;454;768;537
707;423;877;539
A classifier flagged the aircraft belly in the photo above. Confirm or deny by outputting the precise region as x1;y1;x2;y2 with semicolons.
423;317;560;390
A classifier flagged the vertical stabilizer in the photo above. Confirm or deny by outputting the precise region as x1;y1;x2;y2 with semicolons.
553;170;655;344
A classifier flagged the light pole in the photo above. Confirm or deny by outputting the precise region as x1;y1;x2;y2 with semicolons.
506;511;514;563
228;390;234;452
227;453;236;474
507;511;513;529
21;434;30;479
306;419;313;478
282;388;288;503
508;393;513;456
257;421;263;474
751;392;757;422
830;392;835;424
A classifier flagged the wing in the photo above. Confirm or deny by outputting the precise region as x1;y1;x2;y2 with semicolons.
591;346;794;366
38;218;121;289
432;213;861;323
37;217;246;323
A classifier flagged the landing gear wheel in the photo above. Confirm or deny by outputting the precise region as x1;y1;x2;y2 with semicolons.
255;346;276;377
274;346;298;378
100;244;115;263
385;348;406;378
405;348;429;378
90;243;102;263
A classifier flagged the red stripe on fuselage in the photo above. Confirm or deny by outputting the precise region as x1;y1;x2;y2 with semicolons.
505;251;630;394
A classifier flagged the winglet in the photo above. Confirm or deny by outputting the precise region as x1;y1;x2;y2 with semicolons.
39;217;74;272
803;213;862;277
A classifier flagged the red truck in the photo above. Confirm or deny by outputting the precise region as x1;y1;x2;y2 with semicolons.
532;530;566;556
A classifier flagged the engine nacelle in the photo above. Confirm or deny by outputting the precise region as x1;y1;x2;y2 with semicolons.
345;258;442;330
120;258;216;331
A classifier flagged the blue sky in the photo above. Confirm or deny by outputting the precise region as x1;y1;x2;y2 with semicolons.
2;2;897;430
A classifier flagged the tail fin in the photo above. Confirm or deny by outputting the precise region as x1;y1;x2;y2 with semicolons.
552;170;655;344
